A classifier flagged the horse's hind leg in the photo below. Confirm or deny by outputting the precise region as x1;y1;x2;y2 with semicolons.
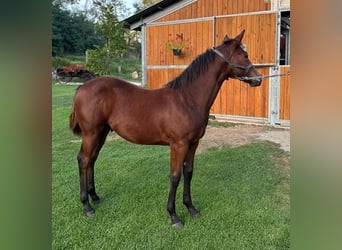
167;141;189;228
183;141;200;218
87;125;110;204
77;127;108;217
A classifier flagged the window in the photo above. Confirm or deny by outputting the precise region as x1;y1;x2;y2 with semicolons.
280;11;290;65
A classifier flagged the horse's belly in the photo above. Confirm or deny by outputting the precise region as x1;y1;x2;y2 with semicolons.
112;124;169;146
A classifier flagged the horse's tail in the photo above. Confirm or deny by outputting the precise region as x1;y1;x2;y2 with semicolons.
69;104;81;135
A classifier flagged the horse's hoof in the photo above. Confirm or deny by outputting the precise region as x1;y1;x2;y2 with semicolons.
172;221;184;228
191;212;200;218
92;198;100;204
84;209;95;217
188;208;200;218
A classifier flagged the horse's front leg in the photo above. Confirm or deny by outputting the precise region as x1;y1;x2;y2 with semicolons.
167;141;188;228
183;141;200;218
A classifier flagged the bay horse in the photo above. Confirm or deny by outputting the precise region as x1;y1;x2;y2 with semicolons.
69;30;262;227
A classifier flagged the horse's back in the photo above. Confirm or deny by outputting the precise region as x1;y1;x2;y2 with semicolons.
77;76;141;94
72;77;169;135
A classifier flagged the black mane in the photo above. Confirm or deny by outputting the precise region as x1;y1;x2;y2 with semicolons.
165;49;216;89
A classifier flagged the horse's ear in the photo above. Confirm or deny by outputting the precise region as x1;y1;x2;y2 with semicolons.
234;29;245;43
222;35;230;43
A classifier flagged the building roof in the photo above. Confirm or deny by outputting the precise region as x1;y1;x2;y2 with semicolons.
123;0;183;30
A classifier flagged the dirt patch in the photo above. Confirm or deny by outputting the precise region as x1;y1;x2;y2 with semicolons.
197;123;290;154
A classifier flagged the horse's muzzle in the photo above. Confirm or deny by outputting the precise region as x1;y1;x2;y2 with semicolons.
249;79;262;87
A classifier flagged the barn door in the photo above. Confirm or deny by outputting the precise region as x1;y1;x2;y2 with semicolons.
211;13;277;121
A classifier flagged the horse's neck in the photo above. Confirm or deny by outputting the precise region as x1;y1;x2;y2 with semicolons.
184;61;227;117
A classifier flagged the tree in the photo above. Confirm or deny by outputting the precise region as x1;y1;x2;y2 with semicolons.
132;0;159;13
86;0;127;75
52;2;105;56
52;3;70;55
52;0;80;7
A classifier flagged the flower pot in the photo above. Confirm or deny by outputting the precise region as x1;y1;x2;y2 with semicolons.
172;48;182;56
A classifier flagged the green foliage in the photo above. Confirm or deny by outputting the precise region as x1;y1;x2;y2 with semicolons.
109;58;141;76
53;0;80;6
52;56;71;70
53;54;141;81
52;0;141;76
52;3;105;56
60;54;86;64
52;55;88;70
86;46;114;76
86;1;127;76
52;85;289;249
133;0;160;12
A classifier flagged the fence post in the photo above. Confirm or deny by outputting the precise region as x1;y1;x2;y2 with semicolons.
268;66;280;125
141;23;147;87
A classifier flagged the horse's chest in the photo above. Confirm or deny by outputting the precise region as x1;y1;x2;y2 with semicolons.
196;126;206;140
186;124;206;142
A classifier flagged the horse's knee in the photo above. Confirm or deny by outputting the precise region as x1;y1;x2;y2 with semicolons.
77;151;91;167
183;160;194;172
170;173;181;185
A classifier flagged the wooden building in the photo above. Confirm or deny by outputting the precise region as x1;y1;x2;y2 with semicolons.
124;0;290;126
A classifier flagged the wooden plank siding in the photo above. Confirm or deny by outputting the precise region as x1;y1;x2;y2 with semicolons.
155;0;271;22
146;21;213;66
147;68;184;89
140;0;290;124
279;66;291;120
215;14;276;64
210;68;269;118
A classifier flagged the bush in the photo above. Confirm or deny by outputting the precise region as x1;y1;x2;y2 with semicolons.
86;46;113;76
52;57;71;70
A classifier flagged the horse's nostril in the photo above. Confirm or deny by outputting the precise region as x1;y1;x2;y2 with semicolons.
250;79;261;87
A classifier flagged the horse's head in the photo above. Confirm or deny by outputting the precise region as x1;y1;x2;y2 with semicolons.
213;30;262;87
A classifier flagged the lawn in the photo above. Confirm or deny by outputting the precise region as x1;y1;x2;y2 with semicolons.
52;84;290;249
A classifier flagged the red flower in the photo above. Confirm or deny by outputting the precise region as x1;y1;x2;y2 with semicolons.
175;33;183;40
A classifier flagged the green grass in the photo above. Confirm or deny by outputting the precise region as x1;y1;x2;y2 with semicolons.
207;119;239;128
52;84;290;249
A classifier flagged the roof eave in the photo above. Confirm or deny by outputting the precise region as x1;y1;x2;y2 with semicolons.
123;0;184;31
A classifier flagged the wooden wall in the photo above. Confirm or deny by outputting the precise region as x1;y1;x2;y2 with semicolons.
147;68;184;89
146;13;276;70
143;0;290;124
146;20;213;66
210;68;270;118
215;14;276;64
279;66;291;120
155;0;271;22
